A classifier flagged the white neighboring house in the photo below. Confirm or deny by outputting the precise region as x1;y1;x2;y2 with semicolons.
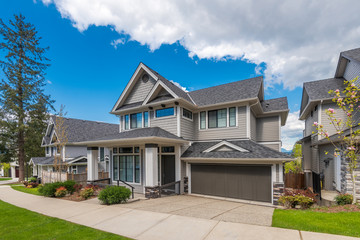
0;161;18;178
29;116;118;178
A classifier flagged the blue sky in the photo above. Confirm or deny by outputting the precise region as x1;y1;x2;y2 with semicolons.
1;0;359;150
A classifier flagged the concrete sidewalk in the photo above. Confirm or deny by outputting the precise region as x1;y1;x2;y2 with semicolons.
0;178;18;185
0;186;357;240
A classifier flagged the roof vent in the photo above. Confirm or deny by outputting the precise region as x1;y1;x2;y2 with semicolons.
266;103;270;108
142;73;149;83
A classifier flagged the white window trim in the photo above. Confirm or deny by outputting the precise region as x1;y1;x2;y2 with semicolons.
112;147;142;185
199;106;238;130
154;107;176;119
182;108;193;121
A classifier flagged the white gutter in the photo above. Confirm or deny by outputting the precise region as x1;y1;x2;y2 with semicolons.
72;136;189;146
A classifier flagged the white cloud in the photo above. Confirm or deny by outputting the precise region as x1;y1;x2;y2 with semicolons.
170;80;188;92
110;38;126;49
41;0;360;89
47;80;52;84
281;111;304;151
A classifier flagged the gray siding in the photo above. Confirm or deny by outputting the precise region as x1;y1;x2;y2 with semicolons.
302;139;312;172
321;103;347;137
311;146;319;174
65;146;87;158
180;109;194;140
304;107;318;137
256;116;280;142
250;110;256;141
194;106;247;141
262;143;280;151
344;60;360;82
150;111;178;136
77;165;87;174
124;76;156;104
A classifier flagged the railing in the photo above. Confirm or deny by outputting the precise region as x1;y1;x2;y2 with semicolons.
159;180;181;197
117;180;135;199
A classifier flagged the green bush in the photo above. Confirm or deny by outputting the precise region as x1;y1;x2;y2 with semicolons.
335;194;353;205
98;186;131;205
80;187;94;200
38;180;76;197
279;189;316;209
29;177;37;182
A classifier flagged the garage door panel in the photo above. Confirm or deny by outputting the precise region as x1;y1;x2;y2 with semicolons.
191;164;272;203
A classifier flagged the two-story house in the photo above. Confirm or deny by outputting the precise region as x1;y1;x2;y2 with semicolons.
75;63;291;205
300;48;360;200
30;116;118;177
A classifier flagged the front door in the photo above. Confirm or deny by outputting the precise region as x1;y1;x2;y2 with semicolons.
161;155;175;185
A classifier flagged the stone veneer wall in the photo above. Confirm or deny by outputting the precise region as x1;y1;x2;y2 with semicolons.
341;158;360;202
273;182;284;205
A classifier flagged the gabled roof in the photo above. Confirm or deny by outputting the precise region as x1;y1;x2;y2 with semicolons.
341;48;360;63
42;116;119;145
261;97;288;112
300;78;345;118
30;156;87;166
188;77;263;106
181;140;291;160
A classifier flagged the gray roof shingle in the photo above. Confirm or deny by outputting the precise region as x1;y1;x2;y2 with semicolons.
181;140;291;159
188;77;263;106
303;78;345;101
44;116;119;145
86;127;183;142
341;48;360;63
261;97;289;112
30;157;54;165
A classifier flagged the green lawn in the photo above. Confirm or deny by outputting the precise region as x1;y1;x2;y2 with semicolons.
0;177;11;181
0;200;131;240
11;185;42;196
272;209;360;238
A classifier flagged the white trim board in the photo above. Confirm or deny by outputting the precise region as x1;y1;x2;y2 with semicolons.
203;141;249;153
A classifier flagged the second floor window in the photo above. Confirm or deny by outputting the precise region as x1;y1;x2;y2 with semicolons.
130;113;142;129
229;107;236;127
200;111;206;129
183;108;193;120
125;115;129;130
144;112;148;127
100;147;104;162
156;107;174;118
208;109;227;128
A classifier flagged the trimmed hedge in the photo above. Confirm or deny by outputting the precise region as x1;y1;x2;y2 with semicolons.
98;186;131;205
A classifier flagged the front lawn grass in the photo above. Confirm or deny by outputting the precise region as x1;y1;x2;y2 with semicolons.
0;200;131;240
0;177;11;181
272;209;360;238
11;185;42;196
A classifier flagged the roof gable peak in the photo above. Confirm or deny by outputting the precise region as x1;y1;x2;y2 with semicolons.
203;141;249;153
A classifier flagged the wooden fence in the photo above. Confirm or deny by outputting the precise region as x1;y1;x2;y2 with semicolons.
42;171;109;185
284;172;305;189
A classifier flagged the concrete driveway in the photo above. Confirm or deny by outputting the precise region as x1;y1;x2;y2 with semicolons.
86;195;275;226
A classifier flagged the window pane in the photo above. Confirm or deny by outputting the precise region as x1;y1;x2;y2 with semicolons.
218;109;227;127
161;146;174;153
113;156;118;181
183;108;193;119
229;107;236;127
134;147;140;153
100;147;104;162
119;156;126;181
135;155;140;183
126;156;133;182
156;107;174;118
119;147;133;153
113;147;118;154
143;112;148;127
200;112;206;129
208;110;217;128
130;113;142;129
125;115;129;130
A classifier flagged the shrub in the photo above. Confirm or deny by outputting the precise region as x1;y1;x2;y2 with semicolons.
335;193;353;205
74;184;82;193
55;186;67;197
80;187;94;200
279;189;316;209
62;180;76;194
22;181;29;187
38;181;76;197
29;177;37;182
98;186;131;205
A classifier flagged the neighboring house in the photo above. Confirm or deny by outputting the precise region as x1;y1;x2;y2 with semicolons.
0;161;18;178
74;62;291;205
299;48;360;200
30;116;119;177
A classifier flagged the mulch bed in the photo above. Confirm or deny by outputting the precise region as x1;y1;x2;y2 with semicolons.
313;204;360;213
59;192;98;202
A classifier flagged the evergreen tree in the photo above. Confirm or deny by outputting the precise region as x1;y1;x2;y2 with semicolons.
0;14;54;181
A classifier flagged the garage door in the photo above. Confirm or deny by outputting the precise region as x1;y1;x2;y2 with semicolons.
191;164;272;203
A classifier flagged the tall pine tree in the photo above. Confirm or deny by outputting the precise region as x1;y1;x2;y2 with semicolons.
0;14;54;181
